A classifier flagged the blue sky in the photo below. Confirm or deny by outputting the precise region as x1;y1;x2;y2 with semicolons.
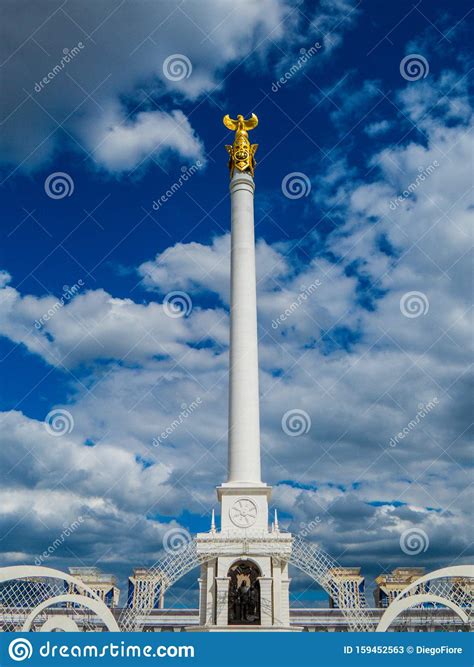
0;0;472;606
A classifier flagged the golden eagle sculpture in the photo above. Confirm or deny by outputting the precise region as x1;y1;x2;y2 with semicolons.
223;113;259;178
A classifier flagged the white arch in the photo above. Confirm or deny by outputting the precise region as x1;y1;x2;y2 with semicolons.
0;566;103;603
376;594;469;632
227;557;263;575
390;565;474;599
0;565;120;633
22;594;120;632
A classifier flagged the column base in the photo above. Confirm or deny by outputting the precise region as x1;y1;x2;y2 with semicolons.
185;625;303;632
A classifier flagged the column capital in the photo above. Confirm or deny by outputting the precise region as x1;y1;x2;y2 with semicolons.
230;171;255;194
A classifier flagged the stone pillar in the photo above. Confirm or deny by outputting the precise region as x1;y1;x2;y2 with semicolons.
258;577;273;626
272;559;282;625
198;569;206;625
280;576;291;627
204;561;216;625
215;577;230;626
228;172;261;485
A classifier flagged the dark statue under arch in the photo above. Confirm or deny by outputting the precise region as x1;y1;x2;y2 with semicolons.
228;560;261;625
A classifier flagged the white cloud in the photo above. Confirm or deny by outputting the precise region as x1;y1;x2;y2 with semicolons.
0;410;171;512
0;281;228;368
0;410;183;571
308;0;360;52
138;233;289;304
87;108;204;173
364;120;391;137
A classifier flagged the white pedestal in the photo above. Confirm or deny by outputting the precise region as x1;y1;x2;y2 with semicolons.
194;530;296;631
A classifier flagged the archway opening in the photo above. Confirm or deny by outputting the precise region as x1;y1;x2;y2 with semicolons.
228;560;261;625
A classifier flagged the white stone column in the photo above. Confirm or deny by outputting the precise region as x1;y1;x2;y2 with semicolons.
204;560;215;625
258;577;273;626
228;171;261;485
280;577;291;627
272;559;282;625
215;577;230;626
198;570;206;625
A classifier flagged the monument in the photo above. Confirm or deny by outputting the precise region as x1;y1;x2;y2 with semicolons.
0;116;472;635
192;114;296;631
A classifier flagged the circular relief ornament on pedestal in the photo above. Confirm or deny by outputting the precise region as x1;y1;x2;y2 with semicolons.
230;498;258;528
